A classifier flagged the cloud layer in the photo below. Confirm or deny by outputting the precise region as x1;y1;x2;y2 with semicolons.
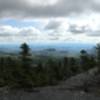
0;0;100;43
0;0;100;18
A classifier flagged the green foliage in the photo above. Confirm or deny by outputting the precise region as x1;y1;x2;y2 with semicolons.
20;43;30;56
0;43;97;89
80;49;96;71
96;44;100;70
69;57;80;75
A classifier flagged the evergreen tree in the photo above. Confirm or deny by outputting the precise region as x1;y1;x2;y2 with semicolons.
69;57;79;75
20;43;32;68
80;49;90;71
96;43;100;70
19;43;33;88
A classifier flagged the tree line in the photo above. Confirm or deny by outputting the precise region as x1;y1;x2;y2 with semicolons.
0;43;100;89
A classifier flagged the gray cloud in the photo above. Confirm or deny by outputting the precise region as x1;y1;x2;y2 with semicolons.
0;0;98;18
87;30;100;36
45;21;61;30
69;24;100;37
69;24;87;34
0;33;11;37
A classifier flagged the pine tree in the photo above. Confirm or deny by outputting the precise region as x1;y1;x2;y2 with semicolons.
96;44;100;70
20;43;32;68
80;49;90;71
19;43;33;89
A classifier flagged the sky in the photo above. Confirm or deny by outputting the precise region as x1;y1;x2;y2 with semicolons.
0;0;100;44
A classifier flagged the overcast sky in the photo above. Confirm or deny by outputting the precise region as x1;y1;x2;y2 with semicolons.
0;0;100;44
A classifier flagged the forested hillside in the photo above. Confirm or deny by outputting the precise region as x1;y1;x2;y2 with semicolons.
0;43;99;90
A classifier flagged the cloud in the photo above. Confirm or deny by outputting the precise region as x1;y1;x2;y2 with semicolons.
0;0;98;19
1;24;100;43
0;25;19;36
45;20;61;30
91;0;100;13
68;23;100;37
68;24;88;34
0;25;63;42
87;30;100;36
0;25;40;38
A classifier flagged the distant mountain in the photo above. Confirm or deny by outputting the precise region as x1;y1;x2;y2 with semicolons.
0;42;95;57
